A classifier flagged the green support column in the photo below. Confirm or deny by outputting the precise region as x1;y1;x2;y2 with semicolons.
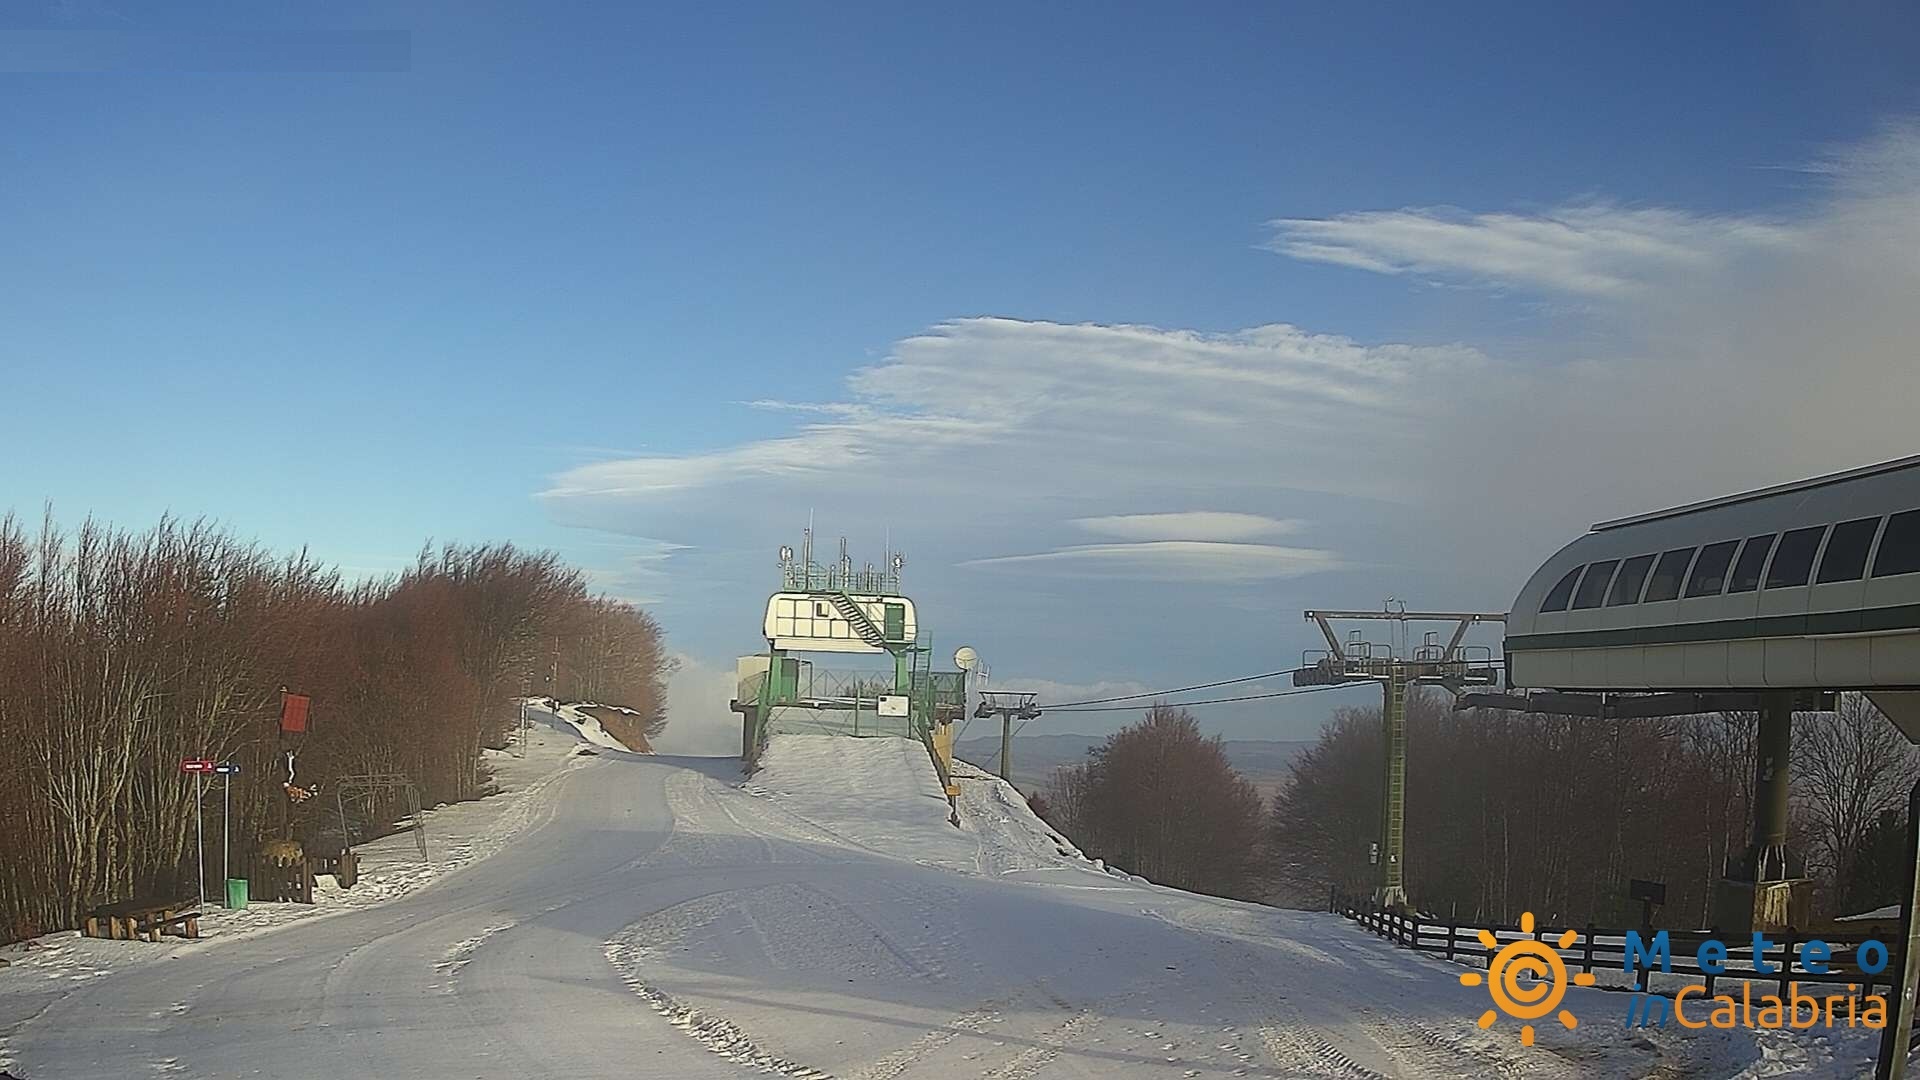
1376;670;1409;910
745;647;784;762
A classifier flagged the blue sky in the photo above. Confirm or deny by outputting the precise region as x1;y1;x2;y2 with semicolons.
6;3;1920;746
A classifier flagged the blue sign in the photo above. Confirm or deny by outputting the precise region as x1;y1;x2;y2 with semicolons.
213;762;240;775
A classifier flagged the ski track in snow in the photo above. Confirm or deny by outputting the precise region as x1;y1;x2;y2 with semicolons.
3;727;1883;1079
606;933;835;1079
0;703;614;1072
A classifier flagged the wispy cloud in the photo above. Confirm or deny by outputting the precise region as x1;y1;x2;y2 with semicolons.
1266;203;1799;295
739;400;875;418
963;541;1340;582
542;318;1488;521
1074;512;1305;542
571;538;689;606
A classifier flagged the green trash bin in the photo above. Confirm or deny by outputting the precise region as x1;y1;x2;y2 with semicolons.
225;877;248;911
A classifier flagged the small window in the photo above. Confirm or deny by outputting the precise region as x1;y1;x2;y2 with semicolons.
1685;540;1740;598
1572;560;1617;609
1607;554;1656;606
1874;510;1920;578
1766;526;1827;588
1816;517;1883;584
1726;534;1775;594
1539;566;1582;612
1642;548;1696;603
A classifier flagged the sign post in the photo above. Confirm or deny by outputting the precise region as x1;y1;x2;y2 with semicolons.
214;762;240;891
181;759;215;907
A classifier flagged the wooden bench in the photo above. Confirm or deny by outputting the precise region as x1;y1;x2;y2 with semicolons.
82;902;200;942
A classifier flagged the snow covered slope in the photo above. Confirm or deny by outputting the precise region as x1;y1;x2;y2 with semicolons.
0;717;595;1073
746;733;1119;881
524;698;649;753
1;730;1878;1079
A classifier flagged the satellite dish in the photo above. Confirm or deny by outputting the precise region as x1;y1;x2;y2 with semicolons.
953;646;979;671
779;545;794;561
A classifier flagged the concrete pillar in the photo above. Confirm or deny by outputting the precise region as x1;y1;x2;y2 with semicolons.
1748;692;1793;882
1713;693;1804;933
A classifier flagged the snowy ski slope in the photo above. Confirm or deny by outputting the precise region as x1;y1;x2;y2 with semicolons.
0;730;1877;1078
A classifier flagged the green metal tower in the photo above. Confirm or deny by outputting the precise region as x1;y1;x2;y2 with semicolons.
1294;608;1504;911
1378;668;1409;902
732;531;962;762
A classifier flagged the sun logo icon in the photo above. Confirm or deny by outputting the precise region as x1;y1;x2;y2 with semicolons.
1459;912;1596;1046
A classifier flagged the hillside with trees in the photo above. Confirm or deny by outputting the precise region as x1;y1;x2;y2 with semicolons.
1267;691;1919;926
0;513;671;942
1040;705;1267;900
1033;692;1919;928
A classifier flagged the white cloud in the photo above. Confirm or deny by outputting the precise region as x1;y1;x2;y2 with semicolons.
1301;125;1920;547
542;318;1487;528
962;541;1340;582
572;538;690;606
1266;203;1800;295
1073;511;1305;542
540;416;1004;499
545;124;1920;735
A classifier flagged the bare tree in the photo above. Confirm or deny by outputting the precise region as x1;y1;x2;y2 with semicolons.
1795;693;1920;905
0;514;673;941
1268;707;1380;907
1265;692;1871;926
1053;704;1267;900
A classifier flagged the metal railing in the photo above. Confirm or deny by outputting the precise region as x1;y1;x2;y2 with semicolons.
779;561;901;596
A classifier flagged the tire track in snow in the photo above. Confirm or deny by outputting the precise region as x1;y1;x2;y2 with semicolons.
603;935;835;1078
1257;1017;1388;1080
980;1008;1097;1080
1349;1010;1537;1080
846;1007;997;1080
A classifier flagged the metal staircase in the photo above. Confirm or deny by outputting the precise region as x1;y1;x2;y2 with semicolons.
826;592;888;648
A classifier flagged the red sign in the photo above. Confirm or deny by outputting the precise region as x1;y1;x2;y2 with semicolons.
181;759;215;773
280;692;311;734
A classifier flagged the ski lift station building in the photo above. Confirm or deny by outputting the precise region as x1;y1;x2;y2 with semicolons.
1505;453;1920;732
